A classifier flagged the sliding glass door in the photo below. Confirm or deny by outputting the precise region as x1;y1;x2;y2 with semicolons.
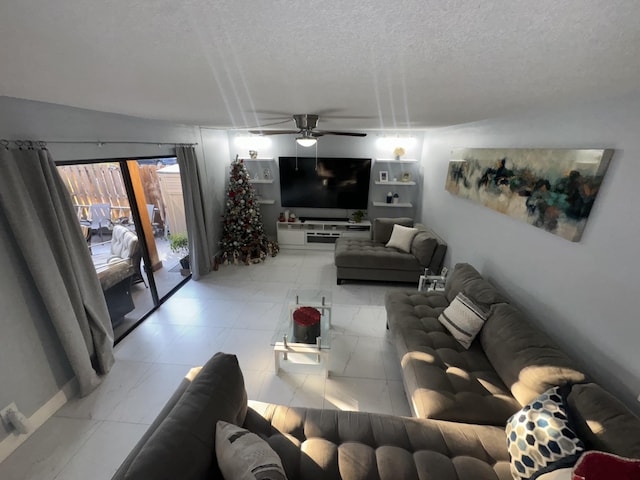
57;156;189;342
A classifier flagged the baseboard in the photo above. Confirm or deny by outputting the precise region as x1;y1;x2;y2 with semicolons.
0;378;76;464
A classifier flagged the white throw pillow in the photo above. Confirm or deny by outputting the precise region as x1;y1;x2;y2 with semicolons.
216;420;287;480
438;292;488;349
537;468;573;479
385;224;419;253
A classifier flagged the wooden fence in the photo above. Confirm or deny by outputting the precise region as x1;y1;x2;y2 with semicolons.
57;163;166;229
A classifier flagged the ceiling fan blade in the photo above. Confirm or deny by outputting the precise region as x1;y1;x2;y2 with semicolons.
315;131;367;137
248;129;300;135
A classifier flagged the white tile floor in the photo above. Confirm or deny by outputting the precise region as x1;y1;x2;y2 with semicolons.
0;249;413;480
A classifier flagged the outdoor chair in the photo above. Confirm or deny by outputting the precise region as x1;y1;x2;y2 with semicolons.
89;203;111;242
108;225;147;287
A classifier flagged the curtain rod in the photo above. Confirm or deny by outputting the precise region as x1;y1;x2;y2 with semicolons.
0;139;198;149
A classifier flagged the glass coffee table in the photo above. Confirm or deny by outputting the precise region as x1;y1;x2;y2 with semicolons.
271;288;332;378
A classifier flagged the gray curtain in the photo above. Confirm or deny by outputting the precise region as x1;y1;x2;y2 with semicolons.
176;146;212;280
0;147;114;396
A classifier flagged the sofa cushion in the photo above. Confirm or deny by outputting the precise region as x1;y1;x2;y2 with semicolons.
506;386;584;480
335;238;422;271
244;403;512;480
438;292;488;349
480;304;588;406
385;290;522;425
216;420;287;480
445;263;509;306
372;217;413;243
567;383;640;459
119;352;248;480
385;224;418;253
410;231;438;265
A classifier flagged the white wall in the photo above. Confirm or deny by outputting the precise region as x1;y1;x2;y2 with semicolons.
420;90;640;411
226;131;425;238
0;97;227;442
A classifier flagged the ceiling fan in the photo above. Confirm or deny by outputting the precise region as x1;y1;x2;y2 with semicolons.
248;114;366;147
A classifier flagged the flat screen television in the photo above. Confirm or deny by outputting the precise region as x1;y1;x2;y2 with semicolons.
279;157;371;209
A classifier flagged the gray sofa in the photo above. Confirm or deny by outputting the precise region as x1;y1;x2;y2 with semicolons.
385;263;592;425
112;352;640;480
112;263;640;480
334;217;447;284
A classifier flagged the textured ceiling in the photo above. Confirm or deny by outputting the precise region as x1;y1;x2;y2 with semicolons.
1;0;639;131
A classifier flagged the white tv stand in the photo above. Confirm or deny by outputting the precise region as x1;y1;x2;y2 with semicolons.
276;220;371;250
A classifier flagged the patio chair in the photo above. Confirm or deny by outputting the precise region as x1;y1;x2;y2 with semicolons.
89;203;111;242
146;203;163;237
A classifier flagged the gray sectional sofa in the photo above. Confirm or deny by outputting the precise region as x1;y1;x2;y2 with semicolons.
334;217;447;284
385;263;589;425
112;263;640;480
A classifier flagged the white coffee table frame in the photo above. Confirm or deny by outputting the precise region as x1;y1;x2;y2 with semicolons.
272;289;332;378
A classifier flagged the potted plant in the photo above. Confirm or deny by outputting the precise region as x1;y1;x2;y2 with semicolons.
351;210;366;223
168;233;190;275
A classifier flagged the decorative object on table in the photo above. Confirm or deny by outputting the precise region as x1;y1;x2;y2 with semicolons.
168;233;190;275
392;193;399;204
248;150;258;159
292;306;321;344
351;210;366;223
445;148;614;242
386;191;393;203
288;212;296;222
379;171;389;182
506;385;584;480
218;155;279;265
393;147;405;160
278;212;286;222
401;172;412;182
263;167;272;180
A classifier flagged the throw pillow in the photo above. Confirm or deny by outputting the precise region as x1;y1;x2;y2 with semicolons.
385;224;418;253
438;292;488;349
572;451;640;480
536;469;572;479
506;386;585;480
372;217;413;243
216;420;287;480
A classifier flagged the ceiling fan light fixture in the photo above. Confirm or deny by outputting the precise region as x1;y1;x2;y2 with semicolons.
296;136;317;147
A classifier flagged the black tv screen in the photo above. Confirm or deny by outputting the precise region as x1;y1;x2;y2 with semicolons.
279;157;371;209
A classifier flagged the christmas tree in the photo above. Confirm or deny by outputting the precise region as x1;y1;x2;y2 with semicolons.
218;156;278;266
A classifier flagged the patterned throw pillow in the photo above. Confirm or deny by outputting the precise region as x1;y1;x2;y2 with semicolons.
506;386;584;480
216;420;287;480
438;292;488;349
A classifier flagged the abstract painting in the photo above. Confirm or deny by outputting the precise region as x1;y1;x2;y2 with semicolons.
445;148;613;242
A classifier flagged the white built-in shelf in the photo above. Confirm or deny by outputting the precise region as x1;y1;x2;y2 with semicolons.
375;181;416;186
256;199;275;205
372;201;413;208
239;157;275;162
375;158;418;163
249;179;274;184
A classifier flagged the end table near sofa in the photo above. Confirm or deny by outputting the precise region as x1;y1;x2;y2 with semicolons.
271;289;332;378
418;274;446;292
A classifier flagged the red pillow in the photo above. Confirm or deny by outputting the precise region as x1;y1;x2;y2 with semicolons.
573;451;640;480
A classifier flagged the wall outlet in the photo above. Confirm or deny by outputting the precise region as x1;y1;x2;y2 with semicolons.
0;402;31;435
